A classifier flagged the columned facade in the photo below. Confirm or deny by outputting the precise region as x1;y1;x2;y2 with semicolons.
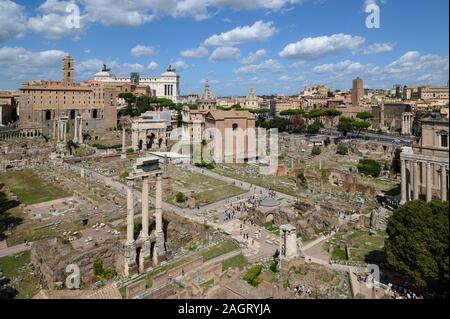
401;112;413;135
400;147;449;203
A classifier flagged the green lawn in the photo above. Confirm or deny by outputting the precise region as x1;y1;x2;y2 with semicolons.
0;170;69;205
325;228;387;263
222;254;248;271
201;240;239;261
331;248;347;261
0;251;39;299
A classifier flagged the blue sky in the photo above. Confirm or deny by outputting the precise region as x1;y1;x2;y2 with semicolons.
0;0;448;96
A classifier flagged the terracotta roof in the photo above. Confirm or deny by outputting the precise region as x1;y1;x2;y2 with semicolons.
206;110;255;120
33;283;122;299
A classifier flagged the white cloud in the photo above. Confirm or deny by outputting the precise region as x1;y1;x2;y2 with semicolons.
313;60;378;75
131;45;157;57
147;61;159;71
27;0;87;39
203;21;277;46
363;42;395;55
0;0;27;41
240;49;267;64
234;59;283;74
172;60;189;70
209;46;240;62
384;51;449;77
80;0;305;27
279;33;365;60
0;46;67;82
180;46;209;58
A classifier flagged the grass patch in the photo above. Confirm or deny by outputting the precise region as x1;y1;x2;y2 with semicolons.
331;248;347;261
0;170;69;205
0;251;39;299
222;254;248;271
259;221;280;236
201;240;239;262
200;278;214;289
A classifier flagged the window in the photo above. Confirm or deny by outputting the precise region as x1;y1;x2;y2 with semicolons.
440;134;449;148
232;123;238;131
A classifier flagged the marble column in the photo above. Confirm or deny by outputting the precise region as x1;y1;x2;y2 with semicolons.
441;165;447;201
153;173;164;265
74;118;78;143
126;180;135;245
413;161;419;200
53;120;57;139
407;160;412;201
78;117;83;143
426;163;432;202
401;159;407;204
141;177;149;239
121;127;126;159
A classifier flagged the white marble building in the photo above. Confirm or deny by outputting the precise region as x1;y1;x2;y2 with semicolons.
94;65;180;103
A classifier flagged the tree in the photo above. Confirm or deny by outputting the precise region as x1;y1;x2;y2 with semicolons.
385;200;449;294
176;192;186;203
336;144;349;155
279;109;306;116
357;159;381;177
307;121;322;134
356;112;373;122
306;109;325;122
323;109;342;125
288;115;307;133
352;120;371;138
311;146;322;156
337;117;354;136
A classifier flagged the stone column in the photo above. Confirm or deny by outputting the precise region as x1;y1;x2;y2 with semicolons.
426;163;432;202
126;180;135;245
401;159;407;204
153;173;165;265
73;118;78;143
53;120;57;139
78;117;83;143
413;161;419;200
62;121;67;143
141;177;149;239
441;165;447;201
121;127;126;159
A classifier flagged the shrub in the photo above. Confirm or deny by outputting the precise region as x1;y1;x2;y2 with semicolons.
94;260;104;276
297;172;307;184
270;261;278;273
311;146;322;156
176;192;186;203
307;121;322;134
336;144;348;155
357;159;381;177
243;265;263;287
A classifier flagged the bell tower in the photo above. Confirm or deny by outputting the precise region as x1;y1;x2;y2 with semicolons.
62;55;74;84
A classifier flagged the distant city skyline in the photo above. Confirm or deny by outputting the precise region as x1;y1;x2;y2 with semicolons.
0;0;448;95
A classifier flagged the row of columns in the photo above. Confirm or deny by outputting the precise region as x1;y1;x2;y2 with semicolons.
53;118;68;142
0;129;42;140
125;172;164;276
73;116;83;144
401;159;448;203
401;112;413;135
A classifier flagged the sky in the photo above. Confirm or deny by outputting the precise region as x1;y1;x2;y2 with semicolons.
0;0;448;96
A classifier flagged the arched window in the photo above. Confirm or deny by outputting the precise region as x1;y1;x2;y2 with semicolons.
92;109;98;119
232;123;238;131
45;110;52;121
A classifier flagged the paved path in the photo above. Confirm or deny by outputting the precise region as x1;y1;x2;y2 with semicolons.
0;243;31;258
